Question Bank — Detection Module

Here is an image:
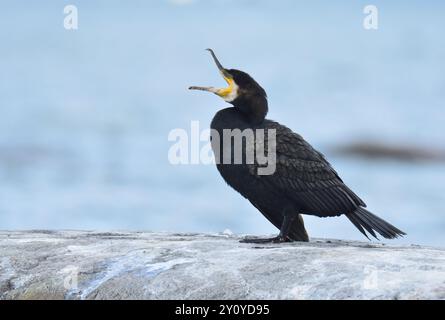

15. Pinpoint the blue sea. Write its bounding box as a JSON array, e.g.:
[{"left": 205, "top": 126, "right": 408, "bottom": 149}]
[{"left": 0, "top": 1, "right": 444, "bottom": 246}]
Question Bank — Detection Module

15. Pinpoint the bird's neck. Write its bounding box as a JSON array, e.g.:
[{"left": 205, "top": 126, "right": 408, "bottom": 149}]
[{"left": 234, "top": 96, "right": 268, "bottom": 125}]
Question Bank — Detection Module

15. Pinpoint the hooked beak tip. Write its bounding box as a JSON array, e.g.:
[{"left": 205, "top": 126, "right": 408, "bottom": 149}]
[{"left": 206, "top": 48, "right": 225, "bottom": 72}]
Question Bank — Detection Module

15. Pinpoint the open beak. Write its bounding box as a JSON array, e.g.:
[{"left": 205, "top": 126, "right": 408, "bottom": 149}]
[{"left": 189, "top": 49, "right": 235, "bottom": 98}]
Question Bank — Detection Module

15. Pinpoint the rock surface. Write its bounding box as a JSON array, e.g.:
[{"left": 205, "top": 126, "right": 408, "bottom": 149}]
[{"left": 0, "top": 231, "right": 444, "bottom": 300}]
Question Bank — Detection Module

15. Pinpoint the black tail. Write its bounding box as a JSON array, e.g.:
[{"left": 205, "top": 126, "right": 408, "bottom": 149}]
[{"left": 346, "top": 207, "right": 406, "bottom": 240}]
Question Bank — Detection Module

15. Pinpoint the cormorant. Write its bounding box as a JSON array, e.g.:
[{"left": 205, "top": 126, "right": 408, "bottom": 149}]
[{"left": 189, "top": 49, "right": 406, "bottom": 243}]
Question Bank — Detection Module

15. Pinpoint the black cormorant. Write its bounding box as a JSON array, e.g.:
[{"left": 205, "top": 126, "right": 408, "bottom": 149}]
[{"left": 189, "top": 49, "right": 406, "bottom": 243}]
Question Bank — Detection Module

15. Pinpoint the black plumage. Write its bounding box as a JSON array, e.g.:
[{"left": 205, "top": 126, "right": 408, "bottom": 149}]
[{"left": 190, "top": 49, "right": 406, "bottom": 243}]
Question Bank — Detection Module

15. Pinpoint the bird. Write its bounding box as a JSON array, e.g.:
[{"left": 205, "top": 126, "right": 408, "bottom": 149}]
[{"left": 189, "top": 49, "right": 406, "bottom": 243}]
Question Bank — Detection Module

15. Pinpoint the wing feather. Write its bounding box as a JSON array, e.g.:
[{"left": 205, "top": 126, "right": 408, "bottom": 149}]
[{"left": 251, "top": 120, "right": 366, "bottom": 217}]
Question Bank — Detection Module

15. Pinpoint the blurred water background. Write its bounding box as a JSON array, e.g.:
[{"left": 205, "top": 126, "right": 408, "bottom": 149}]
[{"left": 0, "top": 1, "right": 444, "bottom": 246}]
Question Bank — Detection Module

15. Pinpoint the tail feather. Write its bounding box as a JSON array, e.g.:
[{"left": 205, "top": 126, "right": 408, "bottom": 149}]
[{"left": 346, "top": 207, "right": 406, "bottom": 240}]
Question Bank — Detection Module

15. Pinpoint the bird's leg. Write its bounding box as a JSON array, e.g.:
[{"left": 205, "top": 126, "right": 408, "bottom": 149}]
[
  {"left": 278, "top": 213, "right": 297, "bottom": 240},
  {"left": 240, "top": 208, "right": 297, "bottom": 244}
]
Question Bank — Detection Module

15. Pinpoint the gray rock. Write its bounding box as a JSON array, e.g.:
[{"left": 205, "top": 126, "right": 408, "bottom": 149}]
[
  {"left": 332, "top": 141, "right": 445, "bottom": 163},
  {"left": 0, "top": 231, "right": 444, "bottom": 300}
]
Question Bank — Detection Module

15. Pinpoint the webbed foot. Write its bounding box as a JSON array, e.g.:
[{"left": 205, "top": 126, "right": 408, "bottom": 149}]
[{"left": 239, "top": 236, "right": 291, "bottom": 244}]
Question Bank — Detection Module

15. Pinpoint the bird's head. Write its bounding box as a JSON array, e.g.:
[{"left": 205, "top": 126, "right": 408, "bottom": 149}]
[{"left": 189, "top": 49, "right": 268, "bottom": 123}]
